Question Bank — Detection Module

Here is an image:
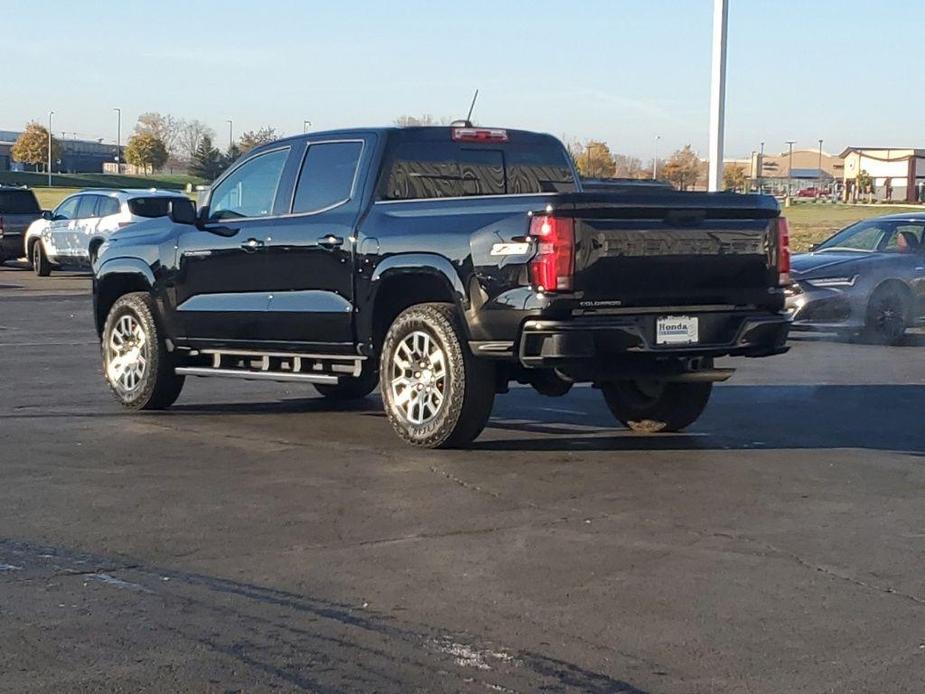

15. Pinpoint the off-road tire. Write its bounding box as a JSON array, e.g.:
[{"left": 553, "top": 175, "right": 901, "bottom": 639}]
[
  {"left": 380, "top": 302, "right": 495, "bottom": 448},
  {"left": 32, "top": 240, "right": 51, "bottom": 277},
  {"left": 601, "top": 380, "right": 713, "bottom": 433},
  {"left": 314, "top": 365, "right": 379, "bottom": 400},
  {"left": 102, "top": 292, "right": 184, "bottom": 410}
]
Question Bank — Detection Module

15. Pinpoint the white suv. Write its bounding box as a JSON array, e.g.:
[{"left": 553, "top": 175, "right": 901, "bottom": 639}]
[{"left": 25, "top": 188, "right": 188, "bottom": 276}]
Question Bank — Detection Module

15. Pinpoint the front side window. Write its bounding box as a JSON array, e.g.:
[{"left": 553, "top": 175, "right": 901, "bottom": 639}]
[
  {"left": 883, "top": 224, "right": 924, "bottom": 253},
  {"left": 53, "top": 196, "right": 80, "bottom": 220},
  {"left": 209, "top": 148, "right": 289, "bottom": 220},
  {"left": 292, "top": 141, "right": 363, "bottom": 214},
  {"left": 817, "top": 221, "right": 885, "bottom": 252}
]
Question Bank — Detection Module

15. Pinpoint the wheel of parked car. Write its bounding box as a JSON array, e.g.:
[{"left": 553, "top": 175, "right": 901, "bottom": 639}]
[
  {"left": 601, "top": 380, "right": 713, "bottom": 433},
  {"left": 102, "top": 292, "right": 185, "bottom": 410},
  {"left": 380, "top": 303, "right": 495, "bottom": 448},
  {"left": 314, "top": 365, "right": 379, "bottom": 400},
  {"left": 865, "top": 284, "right": 909, "bottom": 345},
  {"left": 32, "top": 240, "right": 51, "bottom": 277}
]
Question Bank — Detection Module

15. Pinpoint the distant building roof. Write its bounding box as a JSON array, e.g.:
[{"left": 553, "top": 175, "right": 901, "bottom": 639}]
[
  {"left": 790, "top": 168, "right": 832, "bottom": 179},
  {"left": 839, "top": 147, "right": 925, "bottom": 158}
]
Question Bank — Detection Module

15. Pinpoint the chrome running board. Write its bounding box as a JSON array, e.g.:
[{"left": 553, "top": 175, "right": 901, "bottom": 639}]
[{"left": 175, "top": 367, "right": 338, "bottom": 384}]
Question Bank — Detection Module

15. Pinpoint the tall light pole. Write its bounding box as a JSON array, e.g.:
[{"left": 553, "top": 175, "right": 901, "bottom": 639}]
[
  {"left": 226, "top": 119, "right": 233, "bottom": 150},
  {"left": 786, "top": 140, "right": 796, "bottom": 198},
  {"left": 47, "top": 111, "right": 54, "bottom": 186},
  {"left": 707, "top": 0, "right": 729, "bottom": 192},
  {"left": 759, "top": 141, "right": 765, "bottom": 193},
  {"left": 303, "top": 120, "right": 312, "bottom": 133},
  {"left": 113, "top": 107, "right": 121, "bottom": 172},
  {"left": 653, "top": 135, "right": 661, "bottom": 179},
  {"left": 817, "top": 138, "right": 824, "bottom": 192}
]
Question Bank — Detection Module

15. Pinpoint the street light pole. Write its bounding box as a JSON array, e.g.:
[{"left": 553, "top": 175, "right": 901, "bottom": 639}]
[
  {"left": 653, "top": 135, "right": 661, "bottom": 179},
  {"left": 226, "top": 119, "right": 233, "bottom": 150},
  {"left": 707, "top": 0, "right": 729, "bottom": 192},
  {"left": 47, "top": 111, "right": 54, "bottom": 186},
  {"left": 786, "top": 140, "right": 796, "bottom": 198},
  {"left": 303, "top": 120, "right": 311, "bottom": 134},
  {"left": 759, "top": 141, "right": 765, "bottom": 193},
  {"left": 818, "top": 138, "right": 824, "bottom": 192},
  {"left": 113, "top": 107, "right": 121, "bottom": 173}
]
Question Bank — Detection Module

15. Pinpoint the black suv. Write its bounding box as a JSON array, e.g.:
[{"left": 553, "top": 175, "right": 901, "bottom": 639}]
[{"left": 0, "top": 186, "right": 42, "bottom": 264}]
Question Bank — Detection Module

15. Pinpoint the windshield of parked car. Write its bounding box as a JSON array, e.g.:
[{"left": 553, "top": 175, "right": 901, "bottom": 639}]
[
  {"left": 0, "top": 190, "right": 40, "bottom": 214},
  {"left": 816, "top": 219, "right": 925, "bottom": 253}
]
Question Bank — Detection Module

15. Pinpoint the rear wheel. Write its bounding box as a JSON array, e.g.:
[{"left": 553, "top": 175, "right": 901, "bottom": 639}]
[
  {"left": 865, "top": 285, "right": 909, "bottom": 345},
  {"left": 601, "top": 380, "right": 713, "bottom": 433},
  {"left": 314, "top": 365, "right": 379, "bottom": 401},
  {"left": 102, "top": 292, "right": 184, "bottom": 410},
  {"left": 380, "top": 303, "right": 495, "bottom": 448},
  {"left": 32, "top": 240, "right": 51, "bottom": 277}
]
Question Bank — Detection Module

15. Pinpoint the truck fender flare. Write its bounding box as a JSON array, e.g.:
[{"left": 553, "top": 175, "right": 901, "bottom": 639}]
[
  {"left": 95, "top": 257, "right": 156, "bottom": 288},
  {"left": 369, "top": 253, "right": 468, "bottom": 310}
]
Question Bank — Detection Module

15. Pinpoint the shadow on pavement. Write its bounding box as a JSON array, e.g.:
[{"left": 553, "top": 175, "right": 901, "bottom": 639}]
[{"left": 475, "top": 384, "right": 925, "bottom": 455}]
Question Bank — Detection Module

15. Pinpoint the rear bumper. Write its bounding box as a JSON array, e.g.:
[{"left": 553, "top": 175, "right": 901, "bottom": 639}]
[{"left": 517, "top": 311, "right": 790, "bottom": 367}]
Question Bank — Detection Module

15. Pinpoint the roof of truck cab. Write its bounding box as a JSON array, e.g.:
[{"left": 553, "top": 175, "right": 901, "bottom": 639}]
[{"left": 262, "top": 126, "right": 560, "bottom": 148}]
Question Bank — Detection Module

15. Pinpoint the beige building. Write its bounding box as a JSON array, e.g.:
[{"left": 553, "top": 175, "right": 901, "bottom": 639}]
[{"left": 840, "top": 147, "right": 925, "bottom": 202}]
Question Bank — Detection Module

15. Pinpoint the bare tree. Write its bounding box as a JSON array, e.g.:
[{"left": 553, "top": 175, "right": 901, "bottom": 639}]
[
  {"left": 612, "top": 154, "right": 645, "bottom": 179},
  {"left": 177, "top": 119, "right": 215, "bottom": 163},
  {"left": 393, "top": 114, "right": 454, "bottom": 127}
]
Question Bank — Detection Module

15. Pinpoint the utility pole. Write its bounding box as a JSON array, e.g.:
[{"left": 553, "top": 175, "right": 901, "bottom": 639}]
[
  {"left": 47, "top": 111, "right": 54, "bottom": 186},
  {"left": 226, "top": 119, "right": 233, "bottom": 150},
  {"left": 113, "top": 107, "right": 121, "bottom": 172},
  {"left": 303, "top": 120, "right": 312, "bottom": 133},
  {"left": 707, "top": 0, "right": 729, "bottom": 192},
  {"left": 786, "top": 140, "right": 796, "bottom": 198},
  {"left": 653, "top": 135, "right": 661, "bottom": 179}
]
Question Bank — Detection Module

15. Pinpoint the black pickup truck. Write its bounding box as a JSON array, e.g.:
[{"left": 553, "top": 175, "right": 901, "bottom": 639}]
[{"left": 93, "top": 125, "right": 790, "bottom": 447}]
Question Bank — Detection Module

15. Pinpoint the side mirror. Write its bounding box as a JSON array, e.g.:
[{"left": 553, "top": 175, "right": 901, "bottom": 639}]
[
  {"left": 41, "top": 210, "right": 53, "bottom": 221},
  {"left": 809, "top": 243, "right": 819, "bottom": 252},
  {"left": 168, "top": 198, "right": 197, "bottom": 225},
  {"left": 196, "top": 205, "right": 210, "bottom": 225}
]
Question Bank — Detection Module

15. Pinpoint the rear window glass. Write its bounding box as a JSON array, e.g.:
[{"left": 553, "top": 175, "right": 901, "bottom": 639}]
[
  {"left": 129, "top": 197, "right": 180, "bottom": 218},
  {"left": 379, "top": 141, "right": 575, "bottom": 200},
  {"left": 0, "top": 190, "right": 40, "bottom": 214},
  {"left": 292, "top": 141, "right": 363, "bottom": 214}
]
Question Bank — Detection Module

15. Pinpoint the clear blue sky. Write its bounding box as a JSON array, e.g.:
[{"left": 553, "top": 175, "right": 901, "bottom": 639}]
[{"left": 6, "top": 0, "right": 923, "bottom": 160}]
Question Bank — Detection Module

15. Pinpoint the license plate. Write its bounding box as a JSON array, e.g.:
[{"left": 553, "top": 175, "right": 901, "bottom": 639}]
[{"left": 656, "top": 316, "right": 699, "bottom": 345}]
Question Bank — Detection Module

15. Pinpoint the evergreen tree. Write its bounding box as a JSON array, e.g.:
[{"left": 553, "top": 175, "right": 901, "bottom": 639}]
[{"left": 189, "top": 135, "right": 224, "bottom": 181}]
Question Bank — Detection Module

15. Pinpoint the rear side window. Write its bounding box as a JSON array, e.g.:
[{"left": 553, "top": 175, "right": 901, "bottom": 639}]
[
  {"left": 0, "top": 190, "right": 40, "bottom": 214},
  {"left": 98, "top": 196, "right": 121, "bottom": 217},
  {"left": 292, "top": 141, "right": 363, "bottom": 214},
  {"left": 379, "top": 141, "right": 575, "bottom": 200},
  {"left": 75, "top": 195, "right": 100, "bottom": 219},
  {"left": 129, "top": 197, "right": 180, "bottom": 219}
]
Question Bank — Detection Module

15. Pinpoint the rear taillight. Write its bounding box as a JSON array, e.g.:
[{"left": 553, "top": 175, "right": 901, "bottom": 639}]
[
  {"left": 451, "top": 127, "right": 509, "bottom": 143},
  {"left": 529, "top": 214, "right": 574, "bottom": 292},
  {"left": 777, "top": 217, "right": 791, "bottom": 286}
]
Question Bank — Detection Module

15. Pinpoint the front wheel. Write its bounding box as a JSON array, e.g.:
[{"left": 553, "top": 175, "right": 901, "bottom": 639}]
[
  {"left": 865, "top": 286, "right": 909, "bottom": 345},
  {"left": 380, "top": 303, "right": 495, "bottom": 448},
  {"left": 102, "top": 292, "right": 184, "bottom": 410},
  {"left": 32, "top": 240, "right": 51, "bottom": 277},
  {"left": 601, "top": 380, "right": 713, "bottom": 433}
]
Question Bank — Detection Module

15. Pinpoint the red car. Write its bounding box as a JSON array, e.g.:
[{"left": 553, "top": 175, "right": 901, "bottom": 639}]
[{"left": 797, "top": 187, "right": 826, "bottom": 198}]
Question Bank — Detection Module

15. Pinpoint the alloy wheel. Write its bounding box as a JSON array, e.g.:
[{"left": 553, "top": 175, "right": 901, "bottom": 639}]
[{"left": 389, "top": 330, "right": 447, "bottom": 425}]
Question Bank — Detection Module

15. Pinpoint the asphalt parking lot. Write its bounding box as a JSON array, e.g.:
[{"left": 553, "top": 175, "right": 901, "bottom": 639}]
[{"left": 1, "top": 263, "right": 924, "bottom": 693}]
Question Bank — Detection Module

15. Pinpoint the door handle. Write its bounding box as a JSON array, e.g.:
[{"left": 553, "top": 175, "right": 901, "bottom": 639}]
[
  {"left": 241, "top": 238, "right": 265, "bottom": 252},
  {"left": 318, "top": 234, "right": 344, "bottom": 250}
]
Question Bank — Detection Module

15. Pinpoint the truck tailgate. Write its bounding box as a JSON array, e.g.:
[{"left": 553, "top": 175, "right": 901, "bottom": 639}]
[{"left": 561, "top": 192, "right": 781, "bottom": 309}]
